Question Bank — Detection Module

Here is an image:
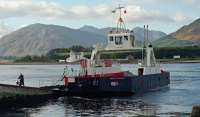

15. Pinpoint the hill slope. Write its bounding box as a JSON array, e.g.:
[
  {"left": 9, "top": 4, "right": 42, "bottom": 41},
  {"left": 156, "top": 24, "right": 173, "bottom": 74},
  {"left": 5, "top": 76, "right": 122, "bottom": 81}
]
[
  {"left": 0, "top": 24, "right": 106, "bottom": 56},
  {"left": 0, "top": 24, "right": 167, "bottom": 57},
  {"left": 175, "top": 18, "right": 200, "bottom": 41},
  {"left": 133, "top": 27, "right": 167, "bottom": 41},
  {"left": 79, "top": 26, "right": 167, "bottom": 41},
  {"left": 153, "top": 35, "right": 199, "bottom": 47},
  {"left": 154, "top": 18, "right": 200, "bottom": 47}
]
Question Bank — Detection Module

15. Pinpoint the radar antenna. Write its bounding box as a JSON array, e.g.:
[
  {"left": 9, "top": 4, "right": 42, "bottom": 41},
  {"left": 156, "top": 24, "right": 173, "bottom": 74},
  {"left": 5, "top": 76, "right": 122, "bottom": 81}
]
[{"left": 112, "top": 4, "right": 127, "bottom": 32}]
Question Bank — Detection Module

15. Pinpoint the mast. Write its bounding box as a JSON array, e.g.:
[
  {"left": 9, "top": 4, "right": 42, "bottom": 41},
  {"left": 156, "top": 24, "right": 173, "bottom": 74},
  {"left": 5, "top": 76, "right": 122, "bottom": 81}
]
[
  {"left": 144, "top": 25, "right": 146, "bottom": 48},
  {"left": 142, "top": 25, "right": 146, "bottom": 65},
  {"left": 146, "top": 25, "right": 151, "bottom": 67},
  {"left": 144, "top": 25, "right": 149, "bottom": 48},
  {"left": 147, "top": 25, "right": 149, "bottom": 44},
  {"left": 112, "top": 4, "right": 127, "bottom": 32}
]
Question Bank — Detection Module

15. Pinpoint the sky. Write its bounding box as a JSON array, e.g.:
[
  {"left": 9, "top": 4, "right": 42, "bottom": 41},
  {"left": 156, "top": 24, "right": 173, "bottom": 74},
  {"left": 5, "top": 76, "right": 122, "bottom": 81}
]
[{"left": 0, "top": 0, "right": 199, "bottom": 37}]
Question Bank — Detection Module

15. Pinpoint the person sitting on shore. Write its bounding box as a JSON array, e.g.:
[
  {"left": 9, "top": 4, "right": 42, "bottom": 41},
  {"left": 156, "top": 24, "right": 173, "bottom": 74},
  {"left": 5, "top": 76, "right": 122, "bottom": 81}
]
[{"left": 17, "top": 73, "right": 24, "bottom": 87}]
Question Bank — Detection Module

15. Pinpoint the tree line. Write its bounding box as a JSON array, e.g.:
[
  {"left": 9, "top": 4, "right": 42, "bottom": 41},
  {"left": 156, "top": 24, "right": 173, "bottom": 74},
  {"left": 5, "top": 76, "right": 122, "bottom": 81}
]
[{"left": 15, "top": 45, "right": 200, "bottom": 62}]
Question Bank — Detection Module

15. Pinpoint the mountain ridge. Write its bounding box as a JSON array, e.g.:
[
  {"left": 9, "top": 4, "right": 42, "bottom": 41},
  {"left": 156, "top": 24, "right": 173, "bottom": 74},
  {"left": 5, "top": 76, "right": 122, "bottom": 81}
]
[
  {"left": 79, "top": 25, "right": 167, "bottom": 41},
  {"left": 174, "top": 18, "right": 200, "bottom": 41},
  {"left": 154, "top": 18, "right": 200, "bottom": 47},
  {"left": 0, "top": 23, "right": 106, "bottom": 56},
  {"left": 0, "top": 23, "right": 170, "bottom": 57}
]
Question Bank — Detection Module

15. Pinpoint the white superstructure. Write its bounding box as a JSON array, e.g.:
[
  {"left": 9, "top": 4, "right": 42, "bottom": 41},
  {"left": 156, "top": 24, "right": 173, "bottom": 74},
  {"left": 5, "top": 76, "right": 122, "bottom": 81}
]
[
  {"left": 66, "top": 50, "right": 85, "bottom": 63},
  {"left": 105, "top": 30, "right": 135, "bottom": 50}
]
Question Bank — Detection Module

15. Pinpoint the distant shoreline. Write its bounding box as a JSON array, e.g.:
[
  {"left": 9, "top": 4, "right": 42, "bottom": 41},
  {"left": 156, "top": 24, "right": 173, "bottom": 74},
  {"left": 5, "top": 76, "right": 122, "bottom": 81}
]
[
  {"left": 0, "top": 62, "right": 67, "bottom": 65},
  {"left": 159, "top": 60, "right": 200, "bottom": 64},
  {"left": 0, "top": 59, "right": 200, "bottom": 65}
]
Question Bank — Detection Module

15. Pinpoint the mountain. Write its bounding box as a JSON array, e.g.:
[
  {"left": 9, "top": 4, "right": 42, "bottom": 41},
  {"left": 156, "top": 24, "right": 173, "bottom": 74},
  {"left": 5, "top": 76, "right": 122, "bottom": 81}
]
[
  {"left": 153, "top": 35, "right": 199, "bottom": 47},
  {"left": 79, "top": 25, "right": 100, "bottom": 34},
  {"left": 0, "top": 24, "right": 167, "bottom": 57},
  {"left": 0, "top": 23, "right": 106, "bottom": 57},
  {"left": 175, "top": 18, "right": 200, "bottom": 41},
  {"left": 79, "top": 25, "right": 111, "bottom": 36},
  {"left": 3, "top": 19, "right": 200, "bottom": 57},
  {"left": 133, "top": 27, "right": 167, "bottom": 41},
  {"left": 153, "top": 18, "right": 200, "bottom": 47},
  {"left": 79, "top": 26, "right": 167, "bottom": 41},
  {"left": 154, "top": 18, "right": 200, "bottom": 47}
]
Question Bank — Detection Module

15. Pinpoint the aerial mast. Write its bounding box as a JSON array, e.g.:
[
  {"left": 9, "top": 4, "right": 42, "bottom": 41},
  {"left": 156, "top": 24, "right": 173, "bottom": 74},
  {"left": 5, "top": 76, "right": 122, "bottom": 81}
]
[{"left": 112, "top": 4, "right": 127, "bottom": 32}]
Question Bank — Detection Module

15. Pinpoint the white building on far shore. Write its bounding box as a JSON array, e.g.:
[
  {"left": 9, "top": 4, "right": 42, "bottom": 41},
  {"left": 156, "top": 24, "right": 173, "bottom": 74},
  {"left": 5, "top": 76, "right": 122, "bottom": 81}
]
[{"left": 66, "top": 50, "right": 86, "bottom": 63}]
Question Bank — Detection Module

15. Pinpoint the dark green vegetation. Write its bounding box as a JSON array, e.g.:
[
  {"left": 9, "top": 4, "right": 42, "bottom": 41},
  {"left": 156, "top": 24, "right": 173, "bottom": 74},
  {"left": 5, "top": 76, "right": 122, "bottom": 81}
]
[
  {"left": 100, "top": 46, "right": 200, "bottom": 60},
  {"left": 15, "top": 46, "right": 200, "bottom": 63},
  {"left": 154, "top": 46, "right": 200, "bottom": 59},
  {"left": 15, "top": 45, "right": 92, "bottom": 62}
]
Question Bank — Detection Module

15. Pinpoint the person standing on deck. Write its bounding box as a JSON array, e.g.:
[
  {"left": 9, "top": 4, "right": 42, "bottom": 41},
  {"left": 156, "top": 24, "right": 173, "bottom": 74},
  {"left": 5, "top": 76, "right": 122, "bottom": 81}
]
[{"left": 17, "top": 73, "right": 24, "bottom": 87}]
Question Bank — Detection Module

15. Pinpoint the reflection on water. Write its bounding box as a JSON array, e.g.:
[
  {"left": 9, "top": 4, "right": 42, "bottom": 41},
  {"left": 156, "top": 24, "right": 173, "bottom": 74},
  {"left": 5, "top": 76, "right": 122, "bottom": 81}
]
[
  {"left": 63, "top": 97, "right": 157, "bottom": 116},
  {"left": 0, "top": 63, "right": 199, "bottom": 116}
]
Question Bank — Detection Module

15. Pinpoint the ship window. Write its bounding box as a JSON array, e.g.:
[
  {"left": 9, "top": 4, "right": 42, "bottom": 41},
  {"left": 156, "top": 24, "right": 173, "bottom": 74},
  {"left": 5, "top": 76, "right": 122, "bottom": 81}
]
[
  {"left": 109, "top": 36, "right": 113, "bottom": 41},
  {"left": 124, "top": 36, "right": 128, "bottom": 41},
  {"left": 115, "top": 36, "right": 122, "bottom": 45}
]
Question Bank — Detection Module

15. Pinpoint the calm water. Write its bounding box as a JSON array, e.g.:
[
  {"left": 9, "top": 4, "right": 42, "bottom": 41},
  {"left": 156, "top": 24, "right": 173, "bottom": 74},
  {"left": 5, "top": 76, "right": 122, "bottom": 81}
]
[{"left": 0, "top": 63, "right": 200, "bottom": 117}]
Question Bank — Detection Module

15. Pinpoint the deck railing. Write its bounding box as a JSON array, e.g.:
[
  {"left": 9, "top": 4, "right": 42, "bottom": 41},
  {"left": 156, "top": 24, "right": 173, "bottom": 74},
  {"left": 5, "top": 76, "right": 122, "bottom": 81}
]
[{"left": 64, "top": 60, "right": 121, "bottom": 78}]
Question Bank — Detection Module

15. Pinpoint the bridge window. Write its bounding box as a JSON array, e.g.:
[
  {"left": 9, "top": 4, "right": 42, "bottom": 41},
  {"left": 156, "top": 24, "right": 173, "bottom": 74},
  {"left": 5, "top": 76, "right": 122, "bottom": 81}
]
[
  {"left": 115, "top": 36, "right": 122, "bottom": 45},
  {"left": 109, "top": 36, "right": 113, "bottom": 41},
  {"left": 124, "top": 36, "right": 128, "bottom": 41}
]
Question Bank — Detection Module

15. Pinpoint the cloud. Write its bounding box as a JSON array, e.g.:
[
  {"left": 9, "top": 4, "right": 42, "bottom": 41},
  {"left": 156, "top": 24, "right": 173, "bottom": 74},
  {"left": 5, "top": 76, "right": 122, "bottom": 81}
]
[
  {"left": 173, "top": 13, "right": 195, "bottom": 26},
  {"left": 0, "top": 0, "right": 174, "bottom": 23},
  {"left": 0, "top": 0, "right": 195, "bottom": 33},
  {"left": 15, "top": 24, "right": 29, "bottom": 30},
  {"left": 124, "top": 5, "right": 173, "bottom": 23},
  {"left": 0, "top": 21, "right": 13, "bottom": 37},
  {"left": 137, "top": 0, "right": 200, "bottom": 4},
  {"left": 114, "top": 0, "right": 196, "bottom": 24},
  {"left": 174, "top": 13, "right": 188, "bottom": 23},
  {"left": 0, "top": 0, "right": 65, "bottom": 19},
  {"left": 0, "top": 0, "right": 111, "bottom": 20}
]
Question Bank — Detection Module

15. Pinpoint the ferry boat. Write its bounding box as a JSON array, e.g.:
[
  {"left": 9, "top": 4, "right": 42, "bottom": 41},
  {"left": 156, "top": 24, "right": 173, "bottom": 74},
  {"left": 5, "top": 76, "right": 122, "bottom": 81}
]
[{"left": 62, "top": 5, "right": 170, "bottom": 96}]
